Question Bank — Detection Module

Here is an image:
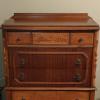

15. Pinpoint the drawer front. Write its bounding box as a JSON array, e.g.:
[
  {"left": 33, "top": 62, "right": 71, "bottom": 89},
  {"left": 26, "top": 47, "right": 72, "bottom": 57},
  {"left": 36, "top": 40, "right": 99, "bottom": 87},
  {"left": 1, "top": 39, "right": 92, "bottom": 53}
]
[
  {"left": 12, "top": 91, "right": 89, "bottom": 100},
  {"left": 8, "top": 47, "right": 92, "bottom": 87},
  {"left": 7, "top": 32, "right": 32, "bottom": 45},
  {"left": 32, "top": 32, "right": 69, "bottom": 44},
  {"left": 71, "top": 33, "right": 93, "bottom": 45}
]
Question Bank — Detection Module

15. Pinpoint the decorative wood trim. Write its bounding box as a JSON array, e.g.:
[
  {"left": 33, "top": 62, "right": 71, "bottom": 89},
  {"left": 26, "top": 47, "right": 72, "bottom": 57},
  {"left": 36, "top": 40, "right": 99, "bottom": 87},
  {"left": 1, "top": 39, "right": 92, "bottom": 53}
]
[
  {"left": 91, "top": 31, "right": 99, "bottom": 87},
  {"left": 7, "top": 44, "right": 94, "bottom": 48},
  {"left": 13, "top": 13, "right": 88, "bottom": 17},
  {"left": 17, "top": 51, "right": 90, "bottom": 56},
  {"left": 3, "top": 31, "right": 10, "bottom": 86},
  {"left": 2, "top": 13, "right": 99, "bottom": 30},
  {"left": 4, "top": 48, "right": 10, "bottom": 84},
  {"left": 3, "top": 26, "right": 99, "bottom": 31},
  {"left": 12, "top": 13, "right": 89, "bottom": 22},
  {"left": 13, "top": 51, "right": 89, "bottom": 85},
  {"left": 5, "top": 87, "right": 96, "bottom": 91}
]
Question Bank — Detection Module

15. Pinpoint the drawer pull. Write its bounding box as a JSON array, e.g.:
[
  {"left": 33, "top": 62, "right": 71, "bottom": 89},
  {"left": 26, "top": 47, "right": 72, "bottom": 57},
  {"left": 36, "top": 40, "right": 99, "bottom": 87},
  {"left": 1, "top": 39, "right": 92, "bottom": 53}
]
[
  {"left": 18, "top": 73, "right": 25, "bottom": 81},
  {"left": 21, "top": 97, "right": 26, "bottom": 100},
  {"left": 73, "top": 74, "right": 81, "bottom": 82},
  {"left": 19, "top": 59, "right": 25, "bottom": 67},
  {"left": 75, "top": 59, "right": 81, "bottom": 65},
  {"left": 16, "top": 38, "right": 21, "bottom": 42},
  {"left": 78, "top": 38, "right": 83, "bottom": 43}
]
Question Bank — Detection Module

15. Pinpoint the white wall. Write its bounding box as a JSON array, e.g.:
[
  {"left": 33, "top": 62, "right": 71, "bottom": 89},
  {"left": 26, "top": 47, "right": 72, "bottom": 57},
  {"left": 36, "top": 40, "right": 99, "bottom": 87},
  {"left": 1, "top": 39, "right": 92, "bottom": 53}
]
[{"left": 0, "top": 0, "right": 100, "bottom": 99}]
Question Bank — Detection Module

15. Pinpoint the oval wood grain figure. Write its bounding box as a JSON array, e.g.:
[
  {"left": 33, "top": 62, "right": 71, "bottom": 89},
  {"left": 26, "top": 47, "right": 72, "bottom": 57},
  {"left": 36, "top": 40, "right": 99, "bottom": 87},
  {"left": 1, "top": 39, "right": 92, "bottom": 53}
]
[{"left": 32, "top": 32, "right": 69, "bottom": 44}]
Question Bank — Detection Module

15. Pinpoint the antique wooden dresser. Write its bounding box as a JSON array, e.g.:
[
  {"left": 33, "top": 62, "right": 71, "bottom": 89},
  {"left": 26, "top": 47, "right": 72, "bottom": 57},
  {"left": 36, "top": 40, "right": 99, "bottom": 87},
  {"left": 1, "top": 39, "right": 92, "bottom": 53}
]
[{"left": 2, "top": 13, "right": 99, "bottom": 100}]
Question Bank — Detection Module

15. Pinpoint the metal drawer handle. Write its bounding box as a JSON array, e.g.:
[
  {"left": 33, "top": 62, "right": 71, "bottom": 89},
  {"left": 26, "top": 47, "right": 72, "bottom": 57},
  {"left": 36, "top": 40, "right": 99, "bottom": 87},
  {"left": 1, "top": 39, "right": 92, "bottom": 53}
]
[
  {"left": 19, "top": 58, "right": 25, "bottom": 67},
  {"left": 75, "top": 58, "right": 81, "bottom": 65},
  {"left": 73, "top": 74, "right": 81, "bottom": 82},
  {"left": 18, "top": 73, "right": 25, "bottom": 81}
]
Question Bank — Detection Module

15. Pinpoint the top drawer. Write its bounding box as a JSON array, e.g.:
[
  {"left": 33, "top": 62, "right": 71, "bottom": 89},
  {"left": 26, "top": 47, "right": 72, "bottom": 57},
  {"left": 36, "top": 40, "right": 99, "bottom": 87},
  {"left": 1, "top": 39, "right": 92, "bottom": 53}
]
[
  {"left": 32, "top": 32, "right": 69, "bottom": 45},
  {"left": 7, "top": 32, "right": 32, "bottom": 45},
  {"left": 71, "top": 32, "right": 94, "bottom": 45},
  {"left": 7, "top": 32, "right": 94, "bottom": 46}
]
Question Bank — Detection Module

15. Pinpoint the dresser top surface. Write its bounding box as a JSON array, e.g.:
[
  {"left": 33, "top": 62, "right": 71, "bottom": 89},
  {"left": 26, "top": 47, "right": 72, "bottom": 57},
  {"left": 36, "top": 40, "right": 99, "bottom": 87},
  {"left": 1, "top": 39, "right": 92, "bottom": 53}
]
[{"left": 2, "top": 13, "right": 99, "bottom": 30}]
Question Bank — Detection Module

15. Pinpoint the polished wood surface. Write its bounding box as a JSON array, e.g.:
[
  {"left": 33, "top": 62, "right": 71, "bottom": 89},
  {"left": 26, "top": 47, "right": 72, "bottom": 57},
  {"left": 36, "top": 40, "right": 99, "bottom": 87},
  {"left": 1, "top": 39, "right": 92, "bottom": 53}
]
[
  {"left": 7, "top": 32, "right": 32, "bottom": 45},
  {"left": 32, "top": 32, "right": 69, "bottom": 44},
  {"left": 71, "top": 32, "right": 93, "bottom": 45},
  {"left": 12, "top": 13, "right": 89, "bottom": 22},
  {"left": 6, "top": 31, "right": 94, "bottom": 46},
  {"left": 5, "top": 87, "right": 96, "bottom": 91},
  {"left": 8, "top": 47, "right": 92, "bottom": 87},
  {"left": 12, "top": 91, "right": 89, "bottom": 100},
  {"left": 2, "top": 13, "right": 99, "bottom": 100},
  {"left": 2, "top": 13, "right": 99, "bottom": 30}
]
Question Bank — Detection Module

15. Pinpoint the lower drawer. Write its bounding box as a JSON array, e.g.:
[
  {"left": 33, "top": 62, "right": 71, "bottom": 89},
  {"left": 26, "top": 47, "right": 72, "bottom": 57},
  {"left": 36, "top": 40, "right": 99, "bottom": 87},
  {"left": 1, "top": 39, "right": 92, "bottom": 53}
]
[{"left": 10, "top": 91, "right": 90, "bottom": 100}]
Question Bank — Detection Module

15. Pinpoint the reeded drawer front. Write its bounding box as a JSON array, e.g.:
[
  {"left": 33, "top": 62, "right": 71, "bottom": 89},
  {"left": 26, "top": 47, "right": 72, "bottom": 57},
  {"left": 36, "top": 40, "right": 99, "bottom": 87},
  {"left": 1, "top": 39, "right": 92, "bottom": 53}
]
[
  {"left": 32, "top": 32, "right": 69, "bottom": 44},
  {"left": 71, "top": 33, "right": 93, "bottom": 45},
  {"left": 8, "top": 47, "right": 92, "bottom": 87},
  {"left": 12, "top": 91, "right": 89, "bottom": 100},
  {"left": 7, "top": 32, "right": 32, "bottom": 45},
  {"left": 15, "top": 52, "right": 87, "bottom": 83}
]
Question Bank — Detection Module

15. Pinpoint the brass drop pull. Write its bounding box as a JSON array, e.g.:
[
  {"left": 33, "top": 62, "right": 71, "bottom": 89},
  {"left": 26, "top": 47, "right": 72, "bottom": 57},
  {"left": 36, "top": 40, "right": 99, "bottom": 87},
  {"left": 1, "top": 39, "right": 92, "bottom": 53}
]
[
  {"left": 78, "top": 38, "right": 83, "bottom": 43},
  {"left": 21, "top": 96, "right": 26, "bottom": 100},
  {"left": 73, "top": 74, "right": 81, "bottom": 82},
  {"left": 19, "top": 58, "right": 25, "bottom": 67},
  {"left": 18, "top": 73, "right": 25, "bottom": 81},
  {"left": 75, "top": 58, "right": 81, "bottom": 65}
]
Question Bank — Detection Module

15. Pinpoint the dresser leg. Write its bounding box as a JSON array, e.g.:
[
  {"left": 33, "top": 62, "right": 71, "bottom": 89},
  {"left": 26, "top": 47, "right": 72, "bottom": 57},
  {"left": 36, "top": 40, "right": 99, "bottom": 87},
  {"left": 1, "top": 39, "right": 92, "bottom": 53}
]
[{"left": 90, "top": 91, "right": 95, "bottom": 100}]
